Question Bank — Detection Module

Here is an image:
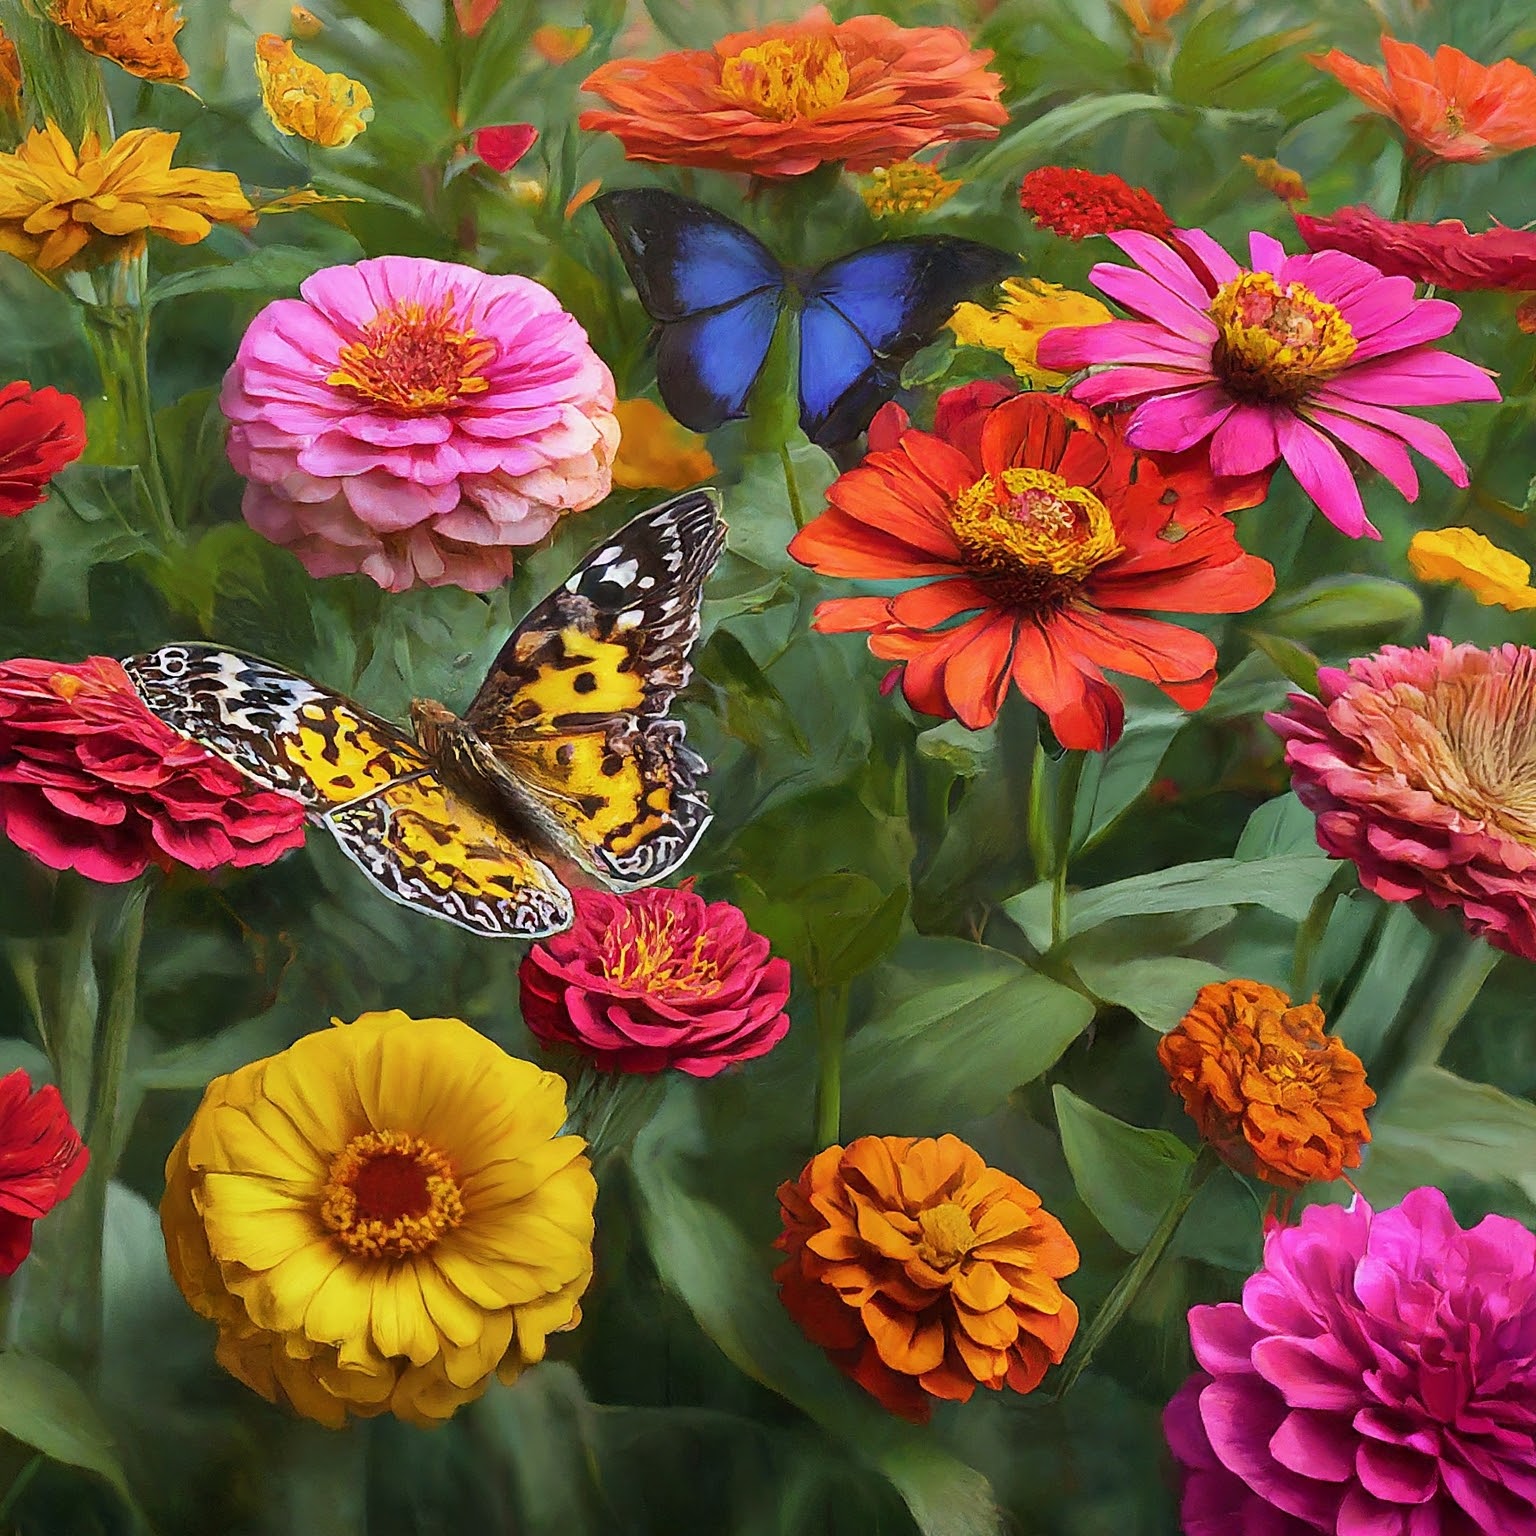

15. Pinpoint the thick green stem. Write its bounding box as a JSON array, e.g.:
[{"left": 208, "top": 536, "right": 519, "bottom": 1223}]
[
  {"left": 1393, "top": 155, "right": 1427, "bottom": 222},
  {"left": 813, "top": 984, "right": 849, "bottom": 1148},
  {"left": 1026, "top": 738, "right": 1050, "bottom": 885},
  {"left": 1053, "top": 1145, "right": 1218, "bottom": 1399}
]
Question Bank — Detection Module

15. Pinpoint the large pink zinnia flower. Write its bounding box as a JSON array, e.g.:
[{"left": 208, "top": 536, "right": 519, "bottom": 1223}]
[
  {"left": 222, "top": 256, "right": 619, "bottom": 593},
  {"left": 1267, "top": 638, "right": 1536, "bottom": 963},
  {"left": 1166, "top": 1188, "right": 1536, "bottom": 1536},
  {"left": 1035, "top": 229, "right": 1500, "bottom": 539}
]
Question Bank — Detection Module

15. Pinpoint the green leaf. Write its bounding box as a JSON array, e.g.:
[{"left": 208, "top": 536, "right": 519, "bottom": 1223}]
[
  {"left": 745, "top": 313, "right": 802, "bottom": 454},
  {"left": 1071, "top": 952, "right": 1227, "bottom": 1033},
  {"left": 146, "top": 245, "right": 331, "bottom": 307},
  {"left": 696, "top": 629, "right": 810, "bottom": 755},
  {"left": 1234, "top": 793, "right": 1321, "bottom": 861},
  {"left": 1168, "top": 14, "right": 1319, "bottom": 113},
  {"left": 734, "top": 872, "right": 906, "bottom": 988},
  {"left": 1261, "top": 575, "right": 1422, "bottom": 639},
  {"left": 960, "top": 95, "right": 1182, "bottom": 181},
  {"left": 1245, "top": 630, "right": 1322, "bottom": 696},
  {"left": 22, "top": 484, "right": 156, "bottom": 621},
  {"left": 1075, "top": 700, "right": 1184, "bottom": 849}
]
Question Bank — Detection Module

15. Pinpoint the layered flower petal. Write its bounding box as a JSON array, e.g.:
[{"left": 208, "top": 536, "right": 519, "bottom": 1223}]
[{"left": 0, "top": 380, "right": 85, "bottom": 516}]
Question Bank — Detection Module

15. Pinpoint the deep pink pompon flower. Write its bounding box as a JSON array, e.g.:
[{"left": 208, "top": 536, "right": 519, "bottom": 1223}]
[
  {"left": 1166, "top": 1188, "right": 1536, "bottom": 1535},
  {"left": 1035, "top": 229, "right": 1500, "bottom": 539},
  {"left": 222, "top": 255, "right": 619, "bottom": 593},
  {"left": 1268, "top": 637, "right": 1536, "bottom": 963}
]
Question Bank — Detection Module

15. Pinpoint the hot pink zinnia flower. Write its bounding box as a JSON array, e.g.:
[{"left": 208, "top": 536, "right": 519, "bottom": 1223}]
[
  {"left": 1035, "top": 229, "right": 1500, "bottom": 539},
  {"left": 222, "top": 255, "right": 619, "bottom": 593},
  {"left": 1166, "top": 1188, "right": 1536, "bottom": 1535},
  {"left": 1267, "top": 638, "right": 1536, "bottom": 963}
]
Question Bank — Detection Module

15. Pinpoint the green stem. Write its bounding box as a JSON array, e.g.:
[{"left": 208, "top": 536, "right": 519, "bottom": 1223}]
[
  {"left": 50, "top": 878, "right": 100, "bottom": 1126},
  {"left": 779, "top": 441, "right": 807, "bottom": 531},
  {"left": 813, "top": 984, "right": 849, "bottom": 1147},
  {"left": 1049, "top": 750, "right": 1086, "bottom": 952},
  {"left": 86, "top": 880, "right": 148, "bottom": 1157},
  {"left": 1026, "top": 738, "right": 1051, "bottom": 885},
  {"left": 1393, "top": 155, "right": 1427, "bottom": 222},
  {"left": 1053, "top": 1144, "right": 1219, "bottom": 1399},
  {"left": 1290, "top": 863, "right": 1352, "bottom": 998}
]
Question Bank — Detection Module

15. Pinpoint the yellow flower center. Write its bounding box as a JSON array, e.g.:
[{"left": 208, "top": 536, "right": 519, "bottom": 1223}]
[
  {"left": 917, "top": 1202, "right": 978, "bottom": 1270},
  {"left": 860, "top": 161, "right": 960, "bottom": 219},
  {"left": 320, "top": 1129, "right": 465, "bottom": 1258},
  {"left": 327, "top": 298, "right": 495, "bottom": 413},
  {"left": 949, "top": 468, "right": 1122, "bottom": 610},
  {"left": 718, "top": 35, "right": 850, "bottom": 122},
  {"left": 1209, "top": 271, "right": 1356, "bottom": 402},
  {"left": 606, "top": 908, "right": 722, "bottom": 999}
]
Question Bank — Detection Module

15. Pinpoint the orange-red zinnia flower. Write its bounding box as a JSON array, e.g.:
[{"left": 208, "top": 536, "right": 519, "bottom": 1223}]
[
  {"left": 1158, "top": 980, "right": 1375, "bottom": 1189},
  {"left": 1309, "top": 36, "right": 1536, "bottom": 164},
  {"left": 579, "top": 6, "right": 1007, "bottom": 179},
  {"left": 788, "top": 387, "right": 1275, "bottom": 751},
  {"left": 51, "top": 0, "right": 188, "bottom": 84},
  {"left": 774, "top": 1134, "right": 1079, "bottom": 1423}
]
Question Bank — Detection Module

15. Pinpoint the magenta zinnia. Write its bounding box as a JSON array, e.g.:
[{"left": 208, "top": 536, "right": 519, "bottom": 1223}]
[
  {"left": 1267, "top": 638, "right": 1536, "bottom": 963},
  {"left": 1036, "top": 229, "right": 1499, "bottom": 539}
]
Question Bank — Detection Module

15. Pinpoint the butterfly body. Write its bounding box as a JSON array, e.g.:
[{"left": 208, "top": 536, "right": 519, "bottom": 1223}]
[{"left": 123, "top": 491, "right": 726, "bottom": 938}]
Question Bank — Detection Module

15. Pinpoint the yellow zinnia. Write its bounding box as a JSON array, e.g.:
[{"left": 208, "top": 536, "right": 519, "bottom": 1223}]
[
  {"left": 0, "top": 122, "right": 253, "bottom": 273},
  {"left": 947, "top": 277, "right": 1112, "bottom": 387},
  {"left": 1407, "top": 527, "right": 1536, "bottom": 610},
  {"left": 611, "top": 398, "right": 716, "bottom": 491},
  {"left": 51, "top": 0, "right": 188, "bottom": 84},
  {"left": 160, "top": 1010, "right": 596, "bottom": 1428},
  {"left": 254, "top": 34, "right": 371, "bottom": 149},
  {"left": 859, "top": 160, "right": 961, "bottom": 219}
]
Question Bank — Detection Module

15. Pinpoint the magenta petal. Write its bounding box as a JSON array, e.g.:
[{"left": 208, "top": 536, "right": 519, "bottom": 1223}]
[
  {"left": 1324, "top": 349, "right": 1501, "bottom": 407},
  {"left": 1277, "top": 412, "right": 1378, "bottom": 538},
  {"left": 1090, "top": 265, "right": 1218, "bottom": 341},
  {"left": 1104, "top": 231, "right": 1217, "bottom": 309},
  {"left": 1208, "top": 401, "right": 1283, "bottom": 476},
  {"left": 1125, "top": 382, "right": 1235, "bottom": 452},
  {"left": 1303, "top": 403, "right": 1419, "bottom": 501},
  {"left": 1248, "top": 230, "right": 1288, "bottom": 275},
  {"left": 1349, "top": 298, "right": 1464, "bottom": 362},
  {"left": 1315, "top": 396, "right": 1470, "bottom": 486}
]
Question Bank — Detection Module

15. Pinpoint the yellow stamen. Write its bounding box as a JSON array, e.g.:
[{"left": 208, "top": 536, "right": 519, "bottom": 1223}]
[
  {"left": 1209, "top": 271, "right": 1355, "bottom": 402},
  {"left": 719, "top": 36, "right": 850, "bottom": 122},
  {"left": 606, "top": 909, "right": 722, "bottom": 998},
  {"left": 320, "top": 1129, "right": 464, "bottom": 1258},
  {"left": 860, "top": 161, "right": 961, "bottom": 219},
  {"left": 917, "top": 1202, "right": 978, "bottom": 1270},
  {"left": 328, "top": 299, "right": 495, "bottom": 413}
]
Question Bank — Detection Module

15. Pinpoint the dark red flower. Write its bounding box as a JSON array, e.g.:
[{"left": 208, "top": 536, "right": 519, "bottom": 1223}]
[
  {"left": 1018, "top": 166, "right": 1173, "bottom": 240},
  {"left": 0, "top": 656, "right": 308, "bottom": 883},
  {"left": 519, "top": 885, "right": 791, "bottom": 1077},
  {"left": 0, "top": 1070, "right": 87, "bottom": 1275},
  {"left": 0, "top": 381, "right": 86, "bottom": 518},
  {"left": 472, "top": 123, "right": 538, "bottom": 173},
  {"left": 1296, "top": 203, "right": 1536, "bottom": 290}
]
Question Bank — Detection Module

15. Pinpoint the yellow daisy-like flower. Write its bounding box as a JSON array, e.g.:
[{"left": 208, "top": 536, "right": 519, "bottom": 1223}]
[
  {"left": 51, "top": 0, "right": 188, "bottom": 84},
  {"left": 254, "top": 34, "right": 371, "bottom": 149},
  {"left": 947, "top": 277, "right": 1113, "bottom": 387},
  {"left": 0, "top": 122, "right": 254, "bottom": 273},
  {"left": 612, "top": 398, "right": 717, "bottom": 491},
  {"left": 1407, "top": 527, "right": 1536, "bottom": 610},
  {"left": 160, "top": 1010, "right": 596, "bottom": 1428},
  {"left": 859, "top": 160, "right": 961, "bottom": 220}
]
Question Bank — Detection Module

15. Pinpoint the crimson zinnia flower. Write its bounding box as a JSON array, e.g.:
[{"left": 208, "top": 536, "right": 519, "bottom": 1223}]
[
  {"left": 0, "top": 656, "right": 307, "bottom": 883},
  {"left": 0, "top": 1069, "right": 87, "bottom": 1274},
  {"left": 1017, "top": 166, "right": 1173, "bottom": 240},
  {"left": 788, "top": 389, "right": 1275, "bottom": 751},
  {"left": 519, "top": 886, "right": 791, "bottom": 1077},
  {"left": 1296, "top": 203, "right": 1536, "bottom": 291},
  {"left": 0, "top": 381, "right": 85, "bottom": 518}
]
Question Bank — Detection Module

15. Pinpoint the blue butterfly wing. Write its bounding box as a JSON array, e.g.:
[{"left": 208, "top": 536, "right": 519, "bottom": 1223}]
[
  {"left": 595, "top": 189, "right": 786, "bottom": 432},
  {"left": 799, "top": 239, "right": 1018, "bottom": 447}
]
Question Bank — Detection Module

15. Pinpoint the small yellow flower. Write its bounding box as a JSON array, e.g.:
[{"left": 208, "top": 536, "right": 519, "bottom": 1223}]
[
  {"left": 160, "top": 1010, "right": 596, "bottom": 1427},
  {"left": 1407, "top": 527, "right": 1536, "bottom": 610},
  {"left": 289, "top": 4, "right": 323, "bottom": 38},
  {"left": 0, "top": 26, "right": 20, "bottom": 126},
  {"left": 1241, "top": 154, "right": 1308, "bottom": 205},
  {"left": 51, "top": 0, "right": 188, "bottom": 83},
  {"left": 532, "top": 23, "right": 591, "bottom": 64},
  {"left": 947, "top": 277, "right": 1112, "bottom": 387},
  {"left": 506, "top": 176, "right": 544, "bottom": 208},
  {"left": 612, "top": 398, "right": 717, "bottom": 491},
  {"left": 859, "top": 160, "right": 961, "bottom": 219},
  {"left": 0, "top": 122, "right": 254, "bottom": 274},
  {"left": 1119, "top": 0, "right": 1189, "bottom": 39},
  {"left": 254, "top": 34, "right": 371, "bottom": 149}
]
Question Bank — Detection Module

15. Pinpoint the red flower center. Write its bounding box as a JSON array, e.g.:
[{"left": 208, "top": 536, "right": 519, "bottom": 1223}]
[
  {"left": 320, "top": 1129, "right": 464, "bottom": 1258},
  {"left": 1209, "top": 271, "right": 1356, "bottom": 402},
  {"left": 328, "top": 298, "right": 496, "bottom": 413},
  {"left": 604, "top": 908, "right": 723, "bottom": 999},
  {"left": 718, "top": 35, "right": 850, "bottom": 121}
]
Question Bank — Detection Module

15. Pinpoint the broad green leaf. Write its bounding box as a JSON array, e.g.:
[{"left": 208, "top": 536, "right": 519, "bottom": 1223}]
[
  {"left": 1234, "top": 793, "right": 1321, "bottom": 861},
  {"left": 1328, "top": 904, "right": 1434, "bottom": 1060},
  {"left": 0, "top": 1352, "right": 136, "bottom": 1510},
  {"left": 916, "top": 718, "right": 997, "bottom": 779},
  {"left": 725, "top": 438, "right": 837, "bottom": 575},
  {"left": 22, "top": 489, "right": 155, "bottom": 621},
  {"left": 1075, "top": 701, "right": 1184, "bottom": 849},
  {"left": 1071, "top": 953, "right": 1226, "bottom": 1033},
  {"left": 1261, "top": 575, "right": 1422, "bottom": 639},
  {"left": 696, "top": 629, "right": 810, "bottom": 755},
  {"left": 735, "top": 872, "right": 907, "bottom": 988},
  {"left": 1168, "top": 14, "right": 1319, "bottom": 113},
  {"left": 146, "top": 245, "right": 331, "bottom": 306},
  {"left": 1246, "top": 630, "right": 1321, "bottom": 696},
  {"left": 961, "top": 95, "right": 1180, "bottom": 181}
]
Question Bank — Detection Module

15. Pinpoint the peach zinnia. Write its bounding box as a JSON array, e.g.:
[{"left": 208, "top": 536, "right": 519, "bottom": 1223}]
[
  {"left": 774, "top": 1134, "right": 1078, "bottom": 1423},
  {"left": 579, "top": 6, "right": 1006, "bottom": 179}
]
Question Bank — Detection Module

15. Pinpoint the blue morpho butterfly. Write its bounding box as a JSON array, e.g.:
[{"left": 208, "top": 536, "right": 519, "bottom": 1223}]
[{"left": 593, "top": 187, "right": 1019, "bottom": 450}]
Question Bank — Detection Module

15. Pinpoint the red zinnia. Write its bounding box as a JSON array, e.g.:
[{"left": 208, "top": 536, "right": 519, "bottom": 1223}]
[
  {"left": 788, "top": 389, "right": 1275, "bottom": 751},
  {"left": 519, "top": 885, "right": 791, "bottom": 1077},
  {"left": 1018, "top": 166, "right": 1173, "bottom": 240},
  {"left": 1296, "top": 203, "right": 1536, "bottom": 291},
  {"left": 0, "top": 1069, "right": 87, "bottom": 1275},
  {"left": 0, "top": 656, "right": 308, "bottom": 883},
  {"left": 0, "top": 381, "right": 86, "bottom": 518}
]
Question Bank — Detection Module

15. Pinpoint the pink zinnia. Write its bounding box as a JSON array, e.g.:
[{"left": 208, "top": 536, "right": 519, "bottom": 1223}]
[
  {"left": 222, "top": 255, "right": 619, "bottom": 593},
  {"left": 1166, "top": 1188, "right": 1536, "bottom": 1535},
  {"left": 1035, "top": 229, "right": 1500, "bottom": 539},
  {"left": 1267, "top": 637, "right": 1536, "bottom": 963}
]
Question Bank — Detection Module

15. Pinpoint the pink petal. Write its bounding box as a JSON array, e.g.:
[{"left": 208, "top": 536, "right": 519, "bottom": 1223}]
[
  {"left": 1208, "top": 401, "right": 1283, "bottom": 477},
  {"left": 1315, "top": 396, "right": 1469, "bottom": 487},
  {"left": 1106, "top": 230, "right": 1220, "bottom": 309},
  {"left": 1068, "top": 362, "right": 1211, "bottom": 409},
  {"left": 1324, "top": 349, "right": 1500, "bottom": 407},
  {"left": 1302, "top": 403, "right": 1418, "bottom": 500},
  {"left": 1348, "top": 298, "right": 1464, "bottom": 362},
  {"left": 1090, "top": 266, "right": 1218, "bottom": 341},
  {"left": 1125, "top": 382, "right": 1236, "bottom": 452},
  {"left": 1247, "top": 230, "right": 1288, "bottom": 275},
  {"left": 1276, "top": 414, "right": 1379, "bottom": 539},
  {"left": 1172, "top": 228, "right": 1242, "bottom": 286}
]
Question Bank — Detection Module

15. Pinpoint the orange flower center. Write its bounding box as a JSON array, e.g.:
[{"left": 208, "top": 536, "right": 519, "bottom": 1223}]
[
  {"left": 320, "top": 1129, "right": 465, "bottom": 1258},
  {"left": 718, "top": 35, "right": 850, "bottom": 122},
  {"left": 949, "top": 468, "right": 1121, "bottom": 610},
  {"left": 327, "top": 298, "right": 495, "bottom": 413},
  {"left": 1209, "top": 271, "right": 1356, "bottom": 402},
  {"left": 917, "top": 1201, "right": 979, "bottom": 1270},
  {"left": 606, "top": 909, "right": 722, "bottom": 999}
]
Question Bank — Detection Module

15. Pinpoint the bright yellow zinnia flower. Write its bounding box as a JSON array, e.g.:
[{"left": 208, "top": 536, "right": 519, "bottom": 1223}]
[
  {"left": 254, "top": 34, "right": 371, "bottom": 149},
  {"left": 859, "top": 160, "right": 961, "bottom": 219},
  {"left": 1407, "top": 527, "right": 1536, "bottom": 610},
  {"left": 160, "top": 1010, "right": 596, "bottom": 1428},
  {"left": 612, "top": 398, "right": 717, "bottom": 491},
  {"left": 52, "top": 0, "right": 188, "bottom": 83},
  {"left": 947, "top": 277, "right": 1112, "bottom": 387},
  {"left": 0, "top": 122, "right": 254, "bottom": 273}
]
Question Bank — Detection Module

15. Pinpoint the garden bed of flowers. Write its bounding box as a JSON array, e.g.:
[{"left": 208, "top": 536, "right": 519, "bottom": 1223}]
[{"left": 0, "top": 0, "right": 1533, "bottom": 1531}]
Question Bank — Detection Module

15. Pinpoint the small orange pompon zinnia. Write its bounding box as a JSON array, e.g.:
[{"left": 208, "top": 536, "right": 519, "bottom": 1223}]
[
  {"left": 51, "top": 0, "right": 188, "bottom": 84},
  {"left": 0, "top": 27, "right": 21, "bottom": 126},
  {"left": 1157, "top": 980, "right": 1375, "bottom": 1190},
  {"left": 579, "top": 6, "right": 1007, "bottom": 180},
  {"left": 774, "top": 1134, "right": 1079, "bottom": 1423},
  {"left": 1309, "top": 36, "right": 1536, "bottom": 164}
]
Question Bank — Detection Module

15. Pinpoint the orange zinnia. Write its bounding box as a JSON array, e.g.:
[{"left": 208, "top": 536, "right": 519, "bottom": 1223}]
[
  {"left": 1158, "top": 980, "right": 1375, "bottom": 1189},
  {"left": 52, "top": 0, "right": 188, "bottom": 84},
  {"left": 774, "top": 1134, "right": 1079, "bottom": 1423},
  {"left": 787, "top": 387, "right": 1275, "bottom": 751},
  {"left": 1310, "top": 36, "right": 1536, "bottom": 164},
  {"left": 579, "top": 5, "right": 1007, "bottom": 179}
]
